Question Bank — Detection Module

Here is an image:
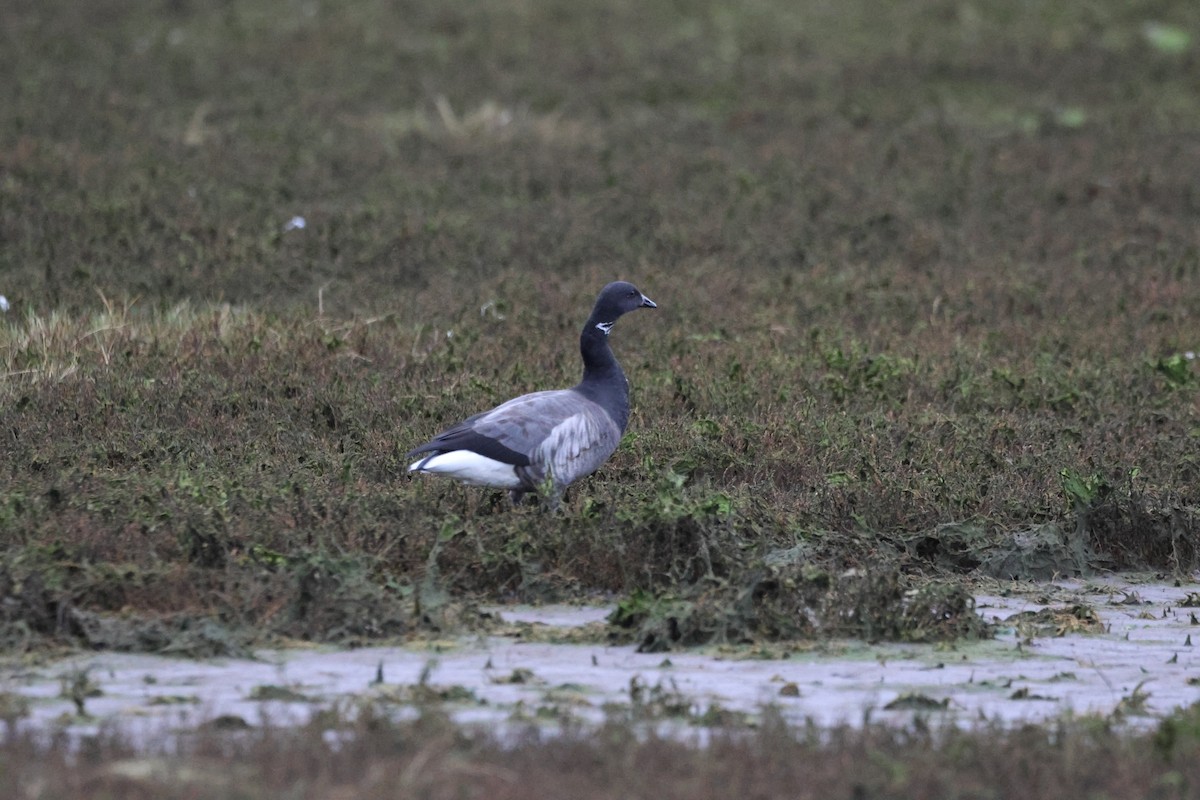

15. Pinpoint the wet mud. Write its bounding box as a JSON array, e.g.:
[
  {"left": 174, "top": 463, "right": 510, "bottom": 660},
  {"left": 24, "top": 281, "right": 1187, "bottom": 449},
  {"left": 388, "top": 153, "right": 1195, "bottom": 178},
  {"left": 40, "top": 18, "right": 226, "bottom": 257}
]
[{"left": 4, "top": 575, "right": 1199, "bottom": 743}]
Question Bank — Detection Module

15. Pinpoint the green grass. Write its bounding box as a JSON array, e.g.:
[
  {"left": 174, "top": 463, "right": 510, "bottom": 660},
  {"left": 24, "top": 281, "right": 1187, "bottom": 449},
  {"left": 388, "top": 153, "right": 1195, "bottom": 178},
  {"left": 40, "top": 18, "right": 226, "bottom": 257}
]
[{"left": 3, "top": 0, "right": 1200, "bottom": 651}]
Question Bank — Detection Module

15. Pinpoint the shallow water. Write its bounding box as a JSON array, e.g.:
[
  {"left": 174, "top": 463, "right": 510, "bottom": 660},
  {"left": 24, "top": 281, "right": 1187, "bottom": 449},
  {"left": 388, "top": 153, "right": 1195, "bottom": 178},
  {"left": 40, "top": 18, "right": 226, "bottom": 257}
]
[{"left": 5, "top": 576, "right": 1200, "bottom": 741}]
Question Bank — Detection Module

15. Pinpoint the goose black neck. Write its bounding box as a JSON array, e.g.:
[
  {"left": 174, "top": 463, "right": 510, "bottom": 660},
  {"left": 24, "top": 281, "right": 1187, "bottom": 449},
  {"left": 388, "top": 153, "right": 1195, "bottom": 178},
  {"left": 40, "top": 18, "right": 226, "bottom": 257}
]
[{"left": 574, "top": 317, "right": 631, "bottom": 431}]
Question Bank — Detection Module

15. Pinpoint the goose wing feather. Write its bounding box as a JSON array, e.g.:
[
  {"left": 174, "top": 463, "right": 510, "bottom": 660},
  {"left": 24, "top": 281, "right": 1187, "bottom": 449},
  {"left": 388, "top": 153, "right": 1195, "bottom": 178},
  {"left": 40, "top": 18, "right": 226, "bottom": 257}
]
[
  {"left": 408, "top": 390, "right": 619, "bottom": 475},
  {"left": 535, "top": 410, "right": 623, "bottom": 487}
]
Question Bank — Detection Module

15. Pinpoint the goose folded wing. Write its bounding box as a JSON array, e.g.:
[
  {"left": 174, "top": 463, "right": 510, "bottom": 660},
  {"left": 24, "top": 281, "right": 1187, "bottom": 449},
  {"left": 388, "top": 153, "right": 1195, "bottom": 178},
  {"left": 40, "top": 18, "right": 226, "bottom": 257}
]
[
  {"left": 405, "top": 420, "right": 532, "bottom": 466},
  {"left": 408, "top": 390, "right": 604, "bottom": 467},
  {"left": 468, "top": 390, "right": 611, "bottom": 462}
]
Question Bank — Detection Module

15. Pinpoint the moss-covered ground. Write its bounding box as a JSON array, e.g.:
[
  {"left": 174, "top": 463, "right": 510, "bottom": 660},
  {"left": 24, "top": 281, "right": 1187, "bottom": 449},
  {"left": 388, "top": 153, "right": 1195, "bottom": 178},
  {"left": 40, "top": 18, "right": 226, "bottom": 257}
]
[{"left": 3, "top": 0, "right": 1200, "bottom": 655}]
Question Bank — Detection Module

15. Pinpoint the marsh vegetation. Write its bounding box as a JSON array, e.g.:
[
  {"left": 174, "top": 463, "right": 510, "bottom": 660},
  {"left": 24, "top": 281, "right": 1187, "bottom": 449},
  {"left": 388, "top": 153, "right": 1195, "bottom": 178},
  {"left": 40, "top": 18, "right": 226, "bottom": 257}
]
[{"left": 3, "top": 0, "right": 1200, "bottom": 794}]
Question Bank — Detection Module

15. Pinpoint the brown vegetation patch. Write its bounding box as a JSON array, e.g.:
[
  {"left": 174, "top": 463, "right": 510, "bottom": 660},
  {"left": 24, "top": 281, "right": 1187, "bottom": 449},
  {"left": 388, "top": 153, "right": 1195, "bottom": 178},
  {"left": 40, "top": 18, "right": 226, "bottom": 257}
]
[
  {"left": 5, "top": 704, "right": 1200, "bottom": 799},
  {"left": 611, "top": 561, "right": 989, "bottom": 651}
]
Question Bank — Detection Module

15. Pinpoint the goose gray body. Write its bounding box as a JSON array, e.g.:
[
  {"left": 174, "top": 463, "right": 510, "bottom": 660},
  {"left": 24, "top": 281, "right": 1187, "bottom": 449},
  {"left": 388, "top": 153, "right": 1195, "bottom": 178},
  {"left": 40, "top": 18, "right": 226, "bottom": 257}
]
[{"left": 407, "top": 281, "right": 656, "bottom": 508}]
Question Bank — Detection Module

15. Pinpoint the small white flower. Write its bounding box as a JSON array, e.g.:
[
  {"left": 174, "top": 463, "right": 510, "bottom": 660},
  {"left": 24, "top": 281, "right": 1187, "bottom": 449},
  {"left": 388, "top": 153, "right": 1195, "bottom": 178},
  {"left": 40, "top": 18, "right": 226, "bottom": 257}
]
[
  {"left": 283, "top": 215, "right": 307, "bottom": 231},
  {"left": 0, "top": 295, "right": 9, "bottom": 312},
  {"left": 1186, "top": 351, "right": 1196, "bottom": 361}
]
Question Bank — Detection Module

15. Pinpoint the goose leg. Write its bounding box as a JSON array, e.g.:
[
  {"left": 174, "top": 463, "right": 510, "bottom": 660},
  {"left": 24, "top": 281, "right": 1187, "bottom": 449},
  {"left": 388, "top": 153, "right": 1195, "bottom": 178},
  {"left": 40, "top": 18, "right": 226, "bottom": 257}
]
[{"left": 543, "top": 485, "right": 565, "bottom": 513}]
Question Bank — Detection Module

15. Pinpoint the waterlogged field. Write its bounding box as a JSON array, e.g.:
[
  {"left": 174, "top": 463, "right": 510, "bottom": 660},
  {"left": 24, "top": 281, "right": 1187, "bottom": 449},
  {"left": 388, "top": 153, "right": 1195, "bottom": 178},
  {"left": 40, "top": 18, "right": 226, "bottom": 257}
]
[
  {"left": 3, "top": 0, "right": 1200, "bottom": 795},
  {"left": 6, "top": 577, "right": 1200, "bottom": 743}
]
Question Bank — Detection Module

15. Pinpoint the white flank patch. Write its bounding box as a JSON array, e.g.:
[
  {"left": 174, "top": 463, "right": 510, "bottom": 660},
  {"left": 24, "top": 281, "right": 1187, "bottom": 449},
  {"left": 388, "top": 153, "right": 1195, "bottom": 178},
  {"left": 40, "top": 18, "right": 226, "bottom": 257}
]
[{"left": 408, "top": 450, "right": 523, "bottom": 489}]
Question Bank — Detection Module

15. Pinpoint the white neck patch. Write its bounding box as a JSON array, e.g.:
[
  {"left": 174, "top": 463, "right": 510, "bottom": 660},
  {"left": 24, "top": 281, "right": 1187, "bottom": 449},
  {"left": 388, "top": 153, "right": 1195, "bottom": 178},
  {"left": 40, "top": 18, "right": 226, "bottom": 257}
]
[{"left": 595, "top": 321, "right": 614, "bottom": 336}]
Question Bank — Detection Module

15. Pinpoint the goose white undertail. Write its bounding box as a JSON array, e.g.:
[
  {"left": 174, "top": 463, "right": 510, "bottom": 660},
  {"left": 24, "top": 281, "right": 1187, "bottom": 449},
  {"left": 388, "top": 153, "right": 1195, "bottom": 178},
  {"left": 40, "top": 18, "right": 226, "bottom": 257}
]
[{"left": 408, "top": 450, "right": 523, "bottom": 489}]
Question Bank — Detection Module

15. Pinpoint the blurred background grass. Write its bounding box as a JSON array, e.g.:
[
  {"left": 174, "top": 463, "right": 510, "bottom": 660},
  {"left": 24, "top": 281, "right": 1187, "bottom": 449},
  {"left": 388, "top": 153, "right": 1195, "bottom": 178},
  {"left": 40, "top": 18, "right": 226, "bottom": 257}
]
[{"left": 4, "top": 0, "right": 1198, "bottom": 313}]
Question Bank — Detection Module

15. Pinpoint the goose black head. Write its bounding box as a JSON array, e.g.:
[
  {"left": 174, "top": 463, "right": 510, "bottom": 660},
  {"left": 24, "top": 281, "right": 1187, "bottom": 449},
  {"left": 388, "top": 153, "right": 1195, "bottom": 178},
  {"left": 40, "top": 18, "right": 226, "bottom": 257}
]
[{"left": 590, "top": 281, "right": 656, "bottom": 334}]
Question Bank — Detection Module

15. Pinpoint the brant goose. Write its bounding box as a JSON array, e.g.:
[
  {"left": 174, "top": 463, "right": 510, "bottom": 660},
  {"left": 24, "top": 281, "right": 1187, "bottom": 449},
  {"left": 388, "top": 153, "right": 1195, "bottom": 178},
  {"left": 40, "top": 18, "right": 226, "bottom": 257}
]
[{"left": 408, "top": 281, "right": 656, "bottom": 508}]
